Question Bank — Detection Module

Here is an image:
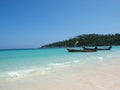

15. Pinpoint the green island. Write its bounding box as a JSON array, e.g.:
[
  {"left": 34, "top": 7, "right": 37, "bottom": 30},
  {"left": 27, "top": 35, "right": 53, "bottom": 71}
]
[{"left": 41, "top": 33, "right": 120, "bottom": 48}]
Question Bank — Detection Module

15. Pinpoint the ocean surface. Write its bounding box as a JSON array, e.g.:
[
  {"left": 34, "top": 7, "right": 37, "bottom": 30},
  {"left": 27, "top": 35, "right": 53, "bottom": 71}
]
[{"left": 0, "top": 46, "right": 120, "bottom": 81}]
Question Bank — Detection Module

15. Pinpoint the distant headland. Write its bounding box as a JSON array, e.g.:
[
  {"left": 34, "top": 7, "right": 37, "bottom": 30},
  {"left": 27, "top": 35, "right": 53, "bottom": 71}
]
[{"left": 41, "top": 33, "right": 120, "bottom": 48}]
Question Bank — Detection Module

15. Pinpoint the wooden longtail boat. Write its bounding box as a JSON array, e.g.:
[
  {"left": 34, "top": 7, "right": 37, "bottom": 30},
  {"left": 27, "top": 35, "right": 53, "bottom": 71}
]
[
  {"left": 83, "top": 45, "right": 112, "bottom": 51},
  {"left": 66, "top": 47, "right": 96, "bottom": 52}
]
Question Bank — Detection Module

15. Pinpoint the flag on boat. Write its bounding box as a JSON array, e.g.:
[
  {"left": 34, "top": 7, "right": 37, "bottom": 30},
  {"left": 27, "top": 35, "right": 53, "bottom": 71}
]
[{"left": 75, "top": 41, "right": 79, "bottom": 45}]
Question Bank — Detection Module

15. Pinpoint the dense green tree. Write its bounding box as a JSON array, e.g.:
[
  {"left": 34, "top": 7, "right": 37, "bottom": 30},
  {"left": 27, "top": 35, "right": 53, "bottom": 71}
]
[{"left": 41, "top": 34, "right": 120, "bottom": 48}]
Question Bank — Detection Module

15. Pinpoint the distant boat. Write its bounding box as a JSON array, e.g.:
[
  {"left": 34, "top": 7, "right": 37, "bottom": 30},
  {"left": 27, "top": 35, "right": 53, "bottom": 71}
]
[
  {"left": 66, "top": 47, "right": 96, "bottom": 52},
  {"left": 83, "top": 45, "right": 112, "bottom": 51}
]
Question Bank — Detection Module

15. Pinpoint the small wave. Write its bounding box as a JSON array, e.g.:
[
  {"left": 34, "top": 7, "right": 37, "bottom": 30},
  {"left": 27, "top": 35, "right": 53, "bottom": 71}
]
[
  {"left": 7, "top": 72, "right": 22, "bottom": 77},
  {"left": 48, "top": 61, "right": 75, "bottom": 68},
  {"left": 0, "top": 70, "right": 29, "bottom": 81},
  {"left": 73, "top": 60, "right": 80, "bottom": 63},
  {"left": 97, "top": 57, "right": 104, "bottom": 62},
  {"left": 6, "top": 69, "right": 33, "bottom": 78},
  {"left": 48, "top": 63, "right": 65, "bottom": 67},
  {"left": 98, "top": 57, "right": 103, "bottom": 60}
]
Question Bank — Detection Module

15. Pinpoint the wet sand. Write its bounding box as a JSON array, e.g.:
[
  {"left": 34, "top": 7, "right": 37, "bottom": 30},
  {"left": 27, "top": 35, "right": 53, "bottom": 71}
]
[{"left": 0, "top": 57, "right": 120, "bottom": 90}]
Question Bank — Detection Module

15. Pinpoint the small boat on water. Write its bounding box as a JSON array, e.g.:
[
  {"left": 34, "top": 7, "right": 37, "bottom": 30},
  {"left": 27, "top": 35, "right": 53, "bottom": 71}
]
[
  {"left": 83, "top": 45, "right": 112, "bottom": 51},
  {"left": 66, "top": 47, "right": 96, "bottom": 52},
  {"left": 66, "top": 45, "right": 112, "bottom": 52}
]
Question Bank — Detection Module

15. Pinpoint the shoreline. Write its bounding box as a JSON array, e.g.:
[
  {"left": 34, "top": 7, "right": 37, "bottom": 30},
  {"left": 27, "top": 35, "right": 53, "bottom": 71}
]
[{"left": 0, "top": 57, "right": 120, "bottom": 90}]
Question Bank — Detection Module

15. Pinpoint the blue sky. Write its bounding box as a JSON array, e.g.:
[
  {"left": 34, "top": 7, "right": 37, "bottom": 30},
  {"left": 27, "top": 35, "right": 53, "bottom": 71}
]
[{"left": 0, "top": 0, "right": 120, "bottom": 49}]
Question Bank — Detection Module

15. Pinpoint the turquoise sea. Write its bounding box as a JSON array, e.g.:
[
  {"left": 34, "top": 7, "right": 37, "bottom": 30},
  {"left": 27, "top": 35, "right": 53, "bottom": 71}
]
[{"left": 0, "top": 46, "right": 120, "bottom": 81}]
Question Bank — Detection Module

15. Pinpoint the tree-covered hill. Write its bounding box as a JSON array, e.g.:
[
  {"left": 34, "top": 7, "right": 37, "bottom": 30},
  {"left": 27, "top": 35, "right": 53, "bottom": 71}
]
[{"left": 41, "top": 33, "right": 120, "bottom": 48}]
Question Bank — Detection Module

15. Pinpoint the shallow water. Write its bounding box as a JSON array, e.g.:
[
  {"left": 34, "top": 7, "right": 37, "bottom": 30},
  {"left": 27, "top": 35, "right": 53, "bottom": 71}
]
[{"left": 0, "top": 46, "right": 120, "bottom": 81}]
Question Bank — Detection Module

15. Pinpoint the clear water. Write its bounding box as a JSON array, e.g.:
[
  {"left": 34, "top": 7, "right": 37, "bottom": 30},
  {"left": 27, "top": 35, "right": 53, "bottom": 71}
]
[{"left": 0, "top": 46, "right": 120, "bottom": 80}]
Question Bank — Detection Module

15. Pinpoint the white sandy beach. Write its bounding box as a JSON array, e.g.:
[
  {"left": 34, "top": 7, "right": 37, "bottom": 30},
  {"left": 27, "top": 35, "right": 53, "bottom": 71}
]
[{"left": 0, "top": 57, "right": 120, "bottom": 90}]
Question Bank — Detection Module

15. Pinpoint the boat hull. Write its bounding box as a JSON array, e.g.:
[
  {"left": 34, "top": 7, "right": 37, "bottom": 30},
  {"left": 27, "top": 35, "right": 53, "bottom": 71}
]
[
  {"left": 83, "top": 46, "right": 112, "bottom": 51},
  {"left": 66, "top": 48, "right": 96, "bottom": 52}
]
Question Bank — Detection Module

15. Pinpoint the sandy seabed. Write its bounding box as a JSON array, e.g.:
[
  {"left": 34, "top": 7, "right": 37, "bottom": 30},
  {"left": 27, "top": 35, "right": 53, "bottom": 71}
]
[{"left": 0, "top": 57, "right": 120, "bottom": 90}]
